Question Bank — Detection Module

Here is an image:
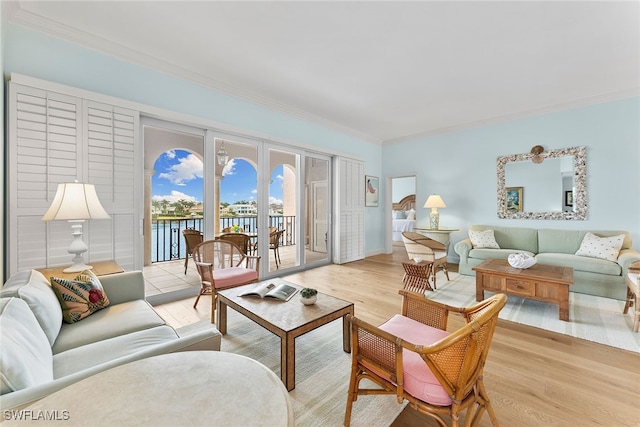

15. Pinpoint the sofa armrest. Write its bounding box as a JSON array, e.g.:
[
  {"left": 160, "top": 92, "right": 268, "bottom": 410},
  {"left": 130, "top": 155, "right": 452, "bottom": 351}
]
[
  {"left": 0, "top": 326, "right": 221, "bottom": 412},
  {"left": 618, "top": 249, "right": 640, "bottom": 274},
  {"left": 454, "top": 238, "right": 473, "bottom": 263},
  {"left": 98, "top": 271, "right": 145, "bottom": 305}
]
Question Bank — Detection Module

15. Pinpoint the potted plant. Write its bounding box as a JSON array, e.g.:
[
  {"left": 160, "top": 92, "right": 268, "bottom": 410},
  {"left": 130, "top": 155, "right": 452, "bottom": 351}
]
[{"left": 300, "top": 288, "right": 318, "bottom": 305}]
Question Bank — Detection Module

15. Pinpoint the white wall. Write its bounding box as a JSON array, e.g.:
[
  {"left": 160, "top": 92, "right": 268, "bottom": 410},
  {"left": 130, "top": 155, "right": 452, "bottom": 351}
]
[
  {"left": 392, "top": 176, "right": 415, "bottom": 202},
  {"left": 383, "top": 97, "right": 640, "bottom": 259}
]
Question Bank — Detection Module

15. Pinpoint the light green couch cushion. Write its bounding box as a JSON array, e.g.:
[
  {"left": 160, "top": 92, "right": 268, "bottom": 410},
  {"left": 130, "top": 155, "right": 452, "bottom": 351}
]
[
  {"left": 538, "top": 229, "right": 631, "bottom": 254},
  {"left": 470, "top": 225, "right": 538, "bottom": 253},
  {"left": 535, "top": 253, "right": 622, "bottom": 276},
  {"left": 0, "top": 298, "right": 54, "bottom": 394},
  {"left": 0, "top": 269, "right": 62, "bottom": 346},
  {"left": 469, "top": 248, "right": 536, "bottom": 261},
  {"left": 52, "top": 300, "right": 166, "bottom": 354}
]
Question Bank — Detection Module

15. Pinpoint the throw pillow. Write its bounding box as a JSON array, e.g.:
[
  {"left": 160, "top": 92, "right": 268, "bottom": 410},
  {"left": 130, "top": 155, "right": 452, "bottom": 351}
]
[
  {"left": 469, "top": 229, "right": 500, "bottom": 249},
  {"left": 405, "top": 209, "right": 416, "bottom": 220},
  {"left": 575, "top": 232, "right": 625, "bottom": 262},
  {"left": 50, "top": 270, "right": 110, "bottom": 324},
  {"left": 0, "top": 270, "right": 62, "bottom": 346}
]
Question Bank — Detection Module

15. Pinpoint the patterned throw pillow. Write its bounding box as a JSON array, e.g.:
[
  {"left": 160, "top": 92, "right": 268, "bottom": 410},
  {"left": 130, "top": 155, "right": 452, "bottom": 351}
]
[
  {"left": 469, "top": 229, "right": 500, "bottom": 249},
  {"left": 50, "top": 270, "right": 110, "bottom": 323},
  {"left": 575, "top": 232, "right": 625, "bottom": 262}
]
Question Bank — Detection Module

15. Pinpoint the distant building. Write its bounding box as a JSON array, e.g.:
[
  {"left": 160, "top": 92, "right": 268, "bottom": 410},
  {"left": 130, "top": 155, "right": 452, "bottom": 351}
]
[{"left": 229, "top": 203, "right": 257, "bottom": 216}]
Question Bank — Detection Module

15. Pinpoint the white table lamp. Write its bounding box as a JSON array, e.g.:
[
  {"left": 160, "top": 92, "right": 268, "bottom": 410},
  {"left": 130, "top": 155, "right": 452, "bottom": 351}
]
[
  {"left": 42, "top": 182, "right": 110, "bottom": 273},
  {"left": 424, "top": 194, "right": 446, "bottom": 230}
]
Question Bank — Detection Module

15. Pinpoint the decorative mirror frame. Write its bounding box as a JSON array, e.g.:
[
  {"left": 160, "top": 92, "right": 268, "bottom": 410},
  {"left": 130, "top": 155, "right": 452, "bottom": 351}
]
[{"left": 497, "top": 146, "right": 587, "bottom": 220}]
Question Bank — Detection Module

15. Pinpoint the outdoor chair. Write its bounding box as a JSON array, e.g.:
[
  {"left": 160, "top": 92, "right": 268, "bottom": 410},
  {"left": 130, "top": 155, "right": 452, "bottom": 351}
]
[
  {"left": 218, "top": 232, "right": 251, "bottom": 256},
  {"left": 401, "top": 231, "right": 450, "bottom": 289},
  {"left": 270, "top": 229, "right": 285, "bottom": 269},
  {"left": 192, "top": 239, "right": 260, "bottom": 321},
  {"left": 182, "top": 228, "right": 203, "bottom": 274},
  {"left": 344, "top": 291, "right": 507, "bottom": 427}
]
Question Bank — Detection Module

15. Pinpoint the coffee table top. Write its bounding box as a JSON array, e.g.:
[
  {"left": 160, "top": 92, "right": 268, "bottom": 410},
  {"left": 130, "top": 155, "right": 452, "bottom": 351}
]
[
  {"left": 217, "top": 278, "right": 354, "bottom": 333},
  {"left": 473, "top": 258, "right": 574, "bottom": 284}
]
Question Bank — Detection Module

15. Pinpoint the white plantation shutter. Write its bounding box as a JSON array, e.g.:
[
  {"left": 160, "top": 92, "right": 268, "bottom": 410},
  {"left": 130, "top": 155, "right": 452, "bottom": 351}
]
[
  {"left": 84, "top": 102, "right": 138, "bottom": 271},
  {"left": 334, "top": 157, "right": 364, "bottom": 263},
  {"left": 7, "top": 83, "right": 140, "bottom": 275}
]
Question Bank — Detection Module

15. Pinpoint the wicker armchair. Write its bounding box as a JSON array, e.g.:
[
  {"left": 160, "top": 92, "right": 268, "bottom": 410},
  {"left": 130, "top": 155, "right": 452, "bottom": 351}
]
[
  {"left": 401, "top": 231, "right": 450, "bottom": 289},
  {"left": 182, "top": 228, "right": 203, "bottom": 274},
  {"left": 344, "top": 290, "right": 508, "bottom": 427},
  {"left": 270, "top": 229, "right": 285, "bottom": 269},
  {"left": 218, "top": 232, "right": 251, "bottom": 256},
  {"left": 192, "top": 239, "right": 260, "bottom": 321}
]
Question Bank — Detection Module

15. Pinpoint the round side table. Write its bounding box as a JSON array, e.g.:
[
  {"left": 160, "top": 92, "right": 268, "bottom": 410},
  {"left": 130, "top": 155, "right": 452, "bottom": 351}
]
[{"left": 5, "top": 351, "right": 294, "bottom": 426}]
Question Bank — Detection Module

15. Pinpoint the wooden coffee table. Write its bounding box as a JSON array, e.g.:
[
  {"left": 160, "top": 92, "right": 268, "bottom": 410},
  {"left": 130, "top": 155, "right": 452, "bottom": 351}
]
[
  {"left": 216, "top": 278, "right": 354, "bottom": 391},
  {"left": 473, "top": 259, "right": 574, "bottom": 321}
]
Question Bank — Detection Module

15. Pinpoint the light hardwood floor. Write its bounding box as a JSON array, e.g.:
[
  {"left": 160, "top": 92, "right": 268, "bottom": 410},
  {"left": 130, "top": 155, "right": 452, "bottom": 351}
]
[{"left": 155, "top": 245, "right": 640, "bottom": 427}]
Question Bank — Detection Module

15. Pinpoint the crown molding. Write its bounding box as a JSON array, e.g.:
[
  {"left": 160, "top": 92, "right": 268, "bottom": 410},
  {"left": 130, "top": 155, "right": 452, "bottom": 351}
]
[
  {"left": 383, "top": 88, "right": 640, "bottom": 145},
  {"left": 6, "top": 3, "right": 382, "bottom": 145}
]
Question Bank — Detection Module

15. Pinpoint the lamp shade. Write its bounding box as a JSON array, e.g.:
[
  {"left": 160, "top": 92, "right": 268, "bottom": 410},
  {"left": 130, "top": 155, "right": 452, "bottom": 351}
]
[
  {"left": 424, "top": 194, "right": 447, "bottom": 209},
  {"left": 42, "top": 183, "right": 110, "bottom": 221}
]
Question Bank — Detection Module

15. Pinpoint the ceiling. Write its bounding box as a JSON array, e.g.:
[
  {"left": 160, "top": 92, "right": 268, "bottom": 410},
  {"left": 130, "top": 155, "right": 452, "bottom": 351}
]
[{"left": 5, "top": 1, "right": 639, "bottom": 144}]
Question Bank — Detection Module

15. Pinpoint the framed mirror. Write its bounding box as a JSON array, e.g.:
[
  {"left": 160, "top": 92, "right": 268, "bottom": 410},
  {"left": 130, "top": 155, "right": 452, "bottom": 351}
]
[{"left": 497, "top": 146, "right": 586, "bottom": 220}]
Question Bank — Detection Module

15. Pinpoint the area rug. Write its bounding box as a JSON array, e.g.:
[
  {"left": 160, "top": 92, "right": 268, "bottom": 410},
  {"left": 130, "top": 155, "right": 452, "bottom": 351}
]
[
  {"left": 219, "top": 309, "right": 406, "bottom": 427},
  {"left": 426, "top": 273, "right": 640, "bottom": 353}
]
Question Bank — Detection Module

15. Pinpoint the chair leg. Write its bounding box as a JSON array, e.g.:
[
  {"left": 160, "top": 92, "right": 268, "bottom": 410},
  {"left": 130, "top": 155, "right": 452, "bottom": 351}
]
[
  {"left": 184, "top": 256, "right": 189, "bottom": 275},
  {"left": 193, "top": 290, "right": 203, "bottom": 308}
]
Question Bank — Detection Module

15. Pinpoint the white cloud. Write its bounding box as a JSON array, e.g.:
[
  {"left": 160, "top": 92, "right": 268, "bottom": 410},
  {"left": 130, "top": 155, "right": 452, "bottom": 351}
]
[
  {"left": 165, "top": 150, "right": 176, "bottom": 159},
  {"left": 152, "top": 191, "right": 197, "bottom": 204},
  {"left": 158, "top": 153, "right": 202, "bottom": 185},
  {"left": 276, "top": 174, "right": 284, "bottom": 181},
  {"left": 222, "top": 158, "right": 236, "bottom": 176},
  {"left": 251, "top": 189, "right": 257, "bottom": 194},
  {"left": 269, "top": 196, "right": 283, "bottom": 205}
]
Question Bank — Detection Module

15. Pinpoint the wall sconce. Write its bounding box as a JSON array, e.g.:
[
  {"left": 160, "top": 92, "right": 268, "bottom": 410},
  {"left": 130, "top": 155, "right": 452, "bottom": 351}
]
[
  {"left": 217, "top": 142, "right": 229, "bottom": 166},
  {"left": 424, "top": 194, "right": 446, "bottom": 230},
  {"left": 531, "top": 145, "right": 544, "bottom": 164},
  {"left": 42, "top": 182, "right": 110, "bottom": 272}
]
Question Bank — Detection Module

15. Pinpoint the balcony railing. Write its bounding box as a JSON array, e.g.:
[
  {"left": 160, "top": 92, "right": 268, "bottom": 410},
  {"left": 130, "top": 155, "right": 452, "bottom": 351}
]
[{"left": 151, "top": 216, "right": 296, "bottom": 263}]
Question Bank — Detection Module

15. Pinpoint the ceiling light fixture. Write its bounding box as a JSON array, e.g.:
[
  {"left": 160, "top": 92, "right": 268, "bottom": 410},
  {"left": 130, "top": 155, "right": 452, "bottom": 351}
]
[{"left": 217, "top": 142, "right": 229, "bottom": 166}]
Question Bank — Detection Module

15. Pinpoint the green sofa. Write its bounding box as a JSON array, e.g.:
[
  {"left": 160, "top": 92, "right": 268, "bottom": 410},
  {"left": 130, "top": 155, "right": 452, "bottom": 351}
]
[{"left": 454, "top": 225, "right": 640, "bottom": 300}]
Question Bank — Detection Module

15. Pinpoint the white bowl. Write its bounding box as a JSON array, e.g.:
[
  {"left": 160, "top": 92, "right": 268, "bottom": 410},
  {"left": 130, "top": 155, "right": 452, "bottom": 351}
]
[{"left": 508, "top": 253, "right": 537, "bottom": 269}]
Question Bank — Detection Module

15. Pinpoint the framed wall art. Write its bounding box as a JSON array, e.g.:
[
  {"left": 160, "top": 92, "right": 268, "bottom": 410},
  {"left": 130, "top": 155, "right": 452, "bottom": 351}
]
[
  {"left": 365, "top": 175, "right": 379, "bottom": 207},
  {"left": 506, "top": 186, "right": 523, "bottom": 212},
  {"left": 565, "top": 190, "right": 573, "bottom": 207}
]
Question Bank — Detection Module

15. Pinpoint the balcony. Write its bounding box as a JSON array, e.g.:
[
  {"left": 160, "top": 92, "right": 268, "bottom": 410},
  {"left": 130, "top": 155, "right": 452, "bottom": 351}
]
[{"left": 144, "top": 215, "right": 326, "bottom": 297}]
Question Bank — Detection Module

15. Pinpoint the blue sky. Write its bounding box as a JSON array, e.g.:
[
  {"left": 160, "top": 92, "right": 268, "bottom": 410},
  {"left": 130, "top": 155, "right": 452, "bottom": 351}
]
[{"left": 152, "top": 149, "right": 283, "bottom": 205}]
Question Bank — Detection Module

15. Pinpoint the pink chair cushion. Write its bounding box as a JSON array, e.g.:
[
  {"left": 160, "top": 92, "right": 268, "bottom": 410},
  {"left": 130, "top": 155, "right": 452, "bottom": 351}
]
[
  {"left": 371, "top": 314, "right": 452, "bottom": 406},
  {"left": 212, "top": 267, "right": 258, "bottom": 289}
]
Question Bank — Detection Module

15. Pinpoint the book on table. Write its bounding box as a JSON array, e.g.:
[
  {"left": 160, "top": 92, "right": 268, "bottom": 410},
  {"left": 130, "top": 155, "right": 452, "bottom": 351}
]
[{"left": 239, "top": 282, "right": 299, "bottom": 301}]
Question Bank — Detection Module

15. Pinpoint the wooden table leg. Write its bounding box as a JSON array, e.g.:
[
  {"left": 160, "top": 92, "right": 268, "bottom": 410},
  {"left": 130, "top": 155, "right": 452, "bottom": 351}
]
[
  {"left": 559, "top": 286, "right": 570, "bottom": 321},
  {"left": 215, "top": 299, "right": 227, "bottom": 334},
  {"left": 282, "top": 333, "right": 295, "bottom": 391},
  {"left": 475, "top": 273, "right": 485, "bottom": 302},
  {"left": 342, "top": 311, "right": 353, "bottom": 353}
]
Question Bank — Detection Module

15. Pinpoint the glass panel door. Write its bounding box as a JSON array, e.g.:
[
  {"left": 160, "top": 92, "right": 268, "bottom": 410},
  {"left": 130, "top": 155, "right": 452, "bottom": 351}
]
[
  {"left": 305, "top": 155, "right": 331, "bottom": 266},
  {"left": 265, "top": 147, "right": 300, "bottom": 273}
]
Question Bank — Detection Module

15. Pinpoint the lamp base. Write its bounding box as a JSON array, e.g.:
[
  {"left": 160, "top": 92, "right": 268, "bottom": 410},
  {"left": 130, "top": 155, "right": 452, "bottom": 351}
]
[
  {"left": 429, "top": 211, "right": 440, "bottom": 230},
  {"left": 64, "top": 220, "right": 92, "bottom": 273}
]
